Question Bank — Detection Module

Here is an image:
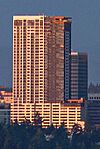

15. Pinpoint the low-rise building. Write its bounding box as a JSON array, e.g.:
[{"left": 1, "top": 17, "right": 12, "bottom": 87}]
[
  {"left": 11, "top": 98, "right": 85, "bottom": 130},
  {"left": 0, "top": 103, "right": 10, "bottom": 125},
  {"left": 88, "top": 93, "right": 100, "bottom": 100},
  {"left": 87, "top": 93, "right": 100, "bottom": 129},
  {"left": 0, "top": 90, "right": 12, "bottom": 125},
  {"left": 0, "top": 90, "right": 13, "bottom": 104}
]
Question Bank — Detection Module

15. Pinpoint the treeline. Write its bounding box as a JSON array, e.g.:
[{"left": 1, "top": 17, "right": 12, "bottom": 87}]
[
  {"left": 88, "top": 83, "right": 100, "bottom": 93},
  {"left": 0, "top": 122, "right": 100, "bottom": 149}
]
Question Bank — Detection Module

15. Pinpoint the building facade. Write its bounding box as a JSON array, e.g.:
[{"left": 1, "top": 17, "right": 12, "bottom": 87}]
[
  {"left": 0, "top": 91, "right": 13, "bottom": 103},
  {"left": 71, "top": 51, "right": 88, "bottom": 99},
  {"left": 88, "top": 93, "right": 100, "bottom": 100},
  {"left": 11, "top": 15, "right": 86, "bottom": 130},
  {"left": 87, "top": 93, "right": 100, "bottom": 128},
  {"left": 13, "top": 15, "right": 71, "bottom": 104},
  {"left": 0, "top": 90, "right": 12, "bottom": 125},
  {"left": 0, "top": 103, "right": 10, "bottom": 125},
  {"left": 11, "top": 99, "right": 85, "bottom": 130}
]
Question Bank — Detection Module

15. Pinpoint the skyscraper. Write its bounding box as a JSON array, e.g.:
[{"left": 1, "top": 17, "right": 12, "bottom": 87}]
[
  {"left": 11, "top": 15, "right": 86, "bottom": 129},
  {"left": 13, "top": 15, "right": 71, "bottom": 104},
  {"left": 71, "top": 51, "right": 88, "bottom": 99}
]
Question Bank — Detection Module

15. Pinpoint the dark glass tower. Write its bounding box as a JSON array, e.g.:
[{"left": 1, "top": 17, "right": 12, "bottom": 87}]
[
  {"left": 71, "top": 51, "right": 88, "bottom": 99},
  {"left": 64, "top": 18, "right": 71, "bottom": 100}
]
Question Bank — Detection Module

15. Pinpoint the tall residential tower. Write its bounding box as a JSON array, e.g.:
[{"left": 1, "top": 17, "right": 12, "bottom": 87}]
[
  {"left": 13, "top": 15, "right": 71, "bottom": 105},
  {"left": 11, "top": 15, "right": 86, "bottom": 129}
]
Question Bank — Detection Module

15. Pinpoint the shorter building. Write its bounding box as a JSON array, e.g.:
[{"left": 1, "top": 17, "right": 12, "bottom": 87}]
[
  {"left": 0, "top": 90, "right": 13, "bottom": 103},
  {"left": 71, "top": 51, "right": 88, "bottom": 99},
  {"left": 87, "top": 93, "right": 100, "bottom": 128},
  {"left": 0, "top": 103, "right": 10, "bottom": 125},
  {"left": 11, "top": 98, "right": 85, "bottom": 130},
  {"left": 88, "top": 93, "right": 100, "bottom": 100},
  {"left": 0, "top": 90, "right": 12, "bottom": 125}
]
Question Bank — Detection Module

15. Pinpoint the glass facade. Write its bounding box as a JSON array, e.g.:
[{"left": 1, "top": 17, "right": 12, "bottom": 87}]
[{"left": 71, "top": 51, "right": 88, "bottom": 99}]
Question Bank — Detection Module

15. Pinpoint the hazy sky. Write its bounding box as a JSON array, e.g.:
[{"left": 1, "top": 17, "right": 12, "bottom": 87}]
[{"left": 0, "top": 0, "right": 100, "bottom": 87}]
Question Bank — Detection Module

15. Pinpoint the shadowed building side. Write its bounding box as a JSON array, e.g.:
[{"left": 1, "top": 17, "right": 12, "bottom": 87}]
[{"left": 71, "top": 51, "right": 88, "bottom": 99}]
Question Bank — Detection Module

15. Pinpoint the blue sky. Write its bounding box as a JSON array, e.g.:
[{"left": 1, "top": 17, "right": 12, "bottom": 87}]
[{"left": 0, "top": 0, "right": 100, "bottom": 87}]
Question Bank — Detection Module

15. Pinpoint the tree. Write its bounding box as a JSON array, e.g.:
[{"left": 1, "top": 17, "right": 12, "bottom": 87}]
[
  {"left": 0, "top": 124, "right": 6, "bottom": 148},
  {"left": 33, "top": 112, "right": 42, "bottom": 127},
  {"left": 71, "top": 123, "right": 83, "bottom": 149},
  {"left": 28, "top": 128, "right": 47, "bottom": 149},
  {"left": 53, "top": 123, "right": 69, "bottom": 149},
  {"left": 2, "top": 129, "right": 16, "bottom": 149}
]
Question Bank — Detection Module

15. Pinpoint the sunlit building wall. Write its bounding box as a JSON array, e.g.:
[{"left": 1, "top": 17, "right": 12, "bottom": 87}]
[
  {"left": 13, "top": 15, "right": 71, "bottom": 104},
  {"left": 11, "top": 99, "right": 85, "bottom": 130},
  {"left": 0, "top": 91, "right": 13, "bottom": 103},
  {"left": 12, "top": 15, "right": 75, "bottom": 129}
]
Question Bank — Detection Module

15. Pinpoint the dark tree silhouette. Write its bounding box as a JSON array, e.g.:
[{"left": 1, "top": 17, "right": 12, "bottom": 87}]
[
  {"left": 71, "top": 123, "right": 83, "bottom": 149},
  {"left": 33, "top": 112, "right": 42, "bottom": 127}
]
